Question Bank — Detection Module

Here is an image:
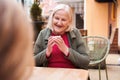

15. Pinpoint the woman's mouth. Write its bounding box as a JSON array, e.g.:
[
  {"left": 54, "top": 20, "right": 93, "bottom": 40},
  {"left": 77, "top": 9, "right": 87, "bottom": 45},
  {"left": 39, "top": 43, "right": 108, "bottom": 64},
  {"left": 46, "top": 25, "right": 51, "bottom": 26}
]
[{"left": 55, "top": 25, "right": 62, "bottom": 28}]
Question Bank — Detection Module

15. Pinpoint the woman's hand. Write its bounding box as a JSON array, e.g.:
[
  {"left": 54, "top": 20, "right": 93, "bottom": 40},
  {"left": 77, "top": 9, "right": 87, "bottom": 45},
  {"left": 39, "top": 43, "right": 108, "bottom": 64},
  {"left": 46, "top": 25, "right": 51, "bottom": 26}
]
[
  {"left": 46, "top": 36, "right": 55, "bottom": 57},
  {"left": 54, "top": 36, "right": 69, "bottom": 56},
  {"left": 46, "top": 36, "right": 69, "bottom": 57}
]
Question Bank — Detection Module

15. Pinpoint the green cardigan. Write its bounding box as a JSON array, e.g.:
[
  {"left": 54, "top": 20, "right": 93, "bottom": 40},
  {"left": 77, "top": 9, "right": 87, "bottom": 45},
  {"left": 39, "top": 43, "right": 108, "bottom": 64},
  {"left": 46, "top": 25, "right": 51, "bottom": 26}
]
[{"left": 34, "top": 28, "right": 90, "bottom": 69}]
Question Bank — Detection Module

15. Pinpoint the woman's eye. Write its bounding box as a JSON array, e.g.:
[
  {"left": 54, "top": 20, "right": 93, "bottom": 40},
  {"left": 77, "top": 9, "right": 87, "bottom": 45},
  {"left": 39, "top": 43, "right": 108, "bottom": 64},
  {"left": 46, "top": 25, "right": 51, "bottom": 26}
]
[
  {"left": 55, "top": 17, "right": 59, "bottom": 20},
  {"left": 62, "top": 19, "right": 66, "bottom": 21}
]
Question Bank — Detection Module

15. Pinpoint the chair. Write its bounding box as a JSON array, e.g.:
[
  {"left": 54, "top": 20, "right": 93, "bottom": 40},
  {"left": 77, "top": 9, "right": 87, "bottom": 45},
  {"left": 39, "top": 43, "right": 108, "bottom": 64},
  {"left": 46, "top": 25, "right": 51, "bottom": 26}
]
[
  {"left": 82, "top": 36, "right": 110, "bottom": 80},
  {"left": 79, "top": 29, "right": 87, "bottom": 36}
]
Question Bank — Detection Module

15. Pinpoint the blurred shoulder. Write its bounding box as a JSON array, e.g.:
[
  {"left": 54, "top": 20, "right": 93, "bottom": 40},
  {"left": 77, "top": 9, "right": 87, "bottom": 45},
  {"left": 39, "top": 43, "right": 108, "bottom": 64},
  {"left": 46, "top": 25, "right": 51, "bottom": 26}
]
[
  {"left": 40, "top": 28, "right": 51, "bottom": 33},
  {"left": 72, "top": 28, "right": 80, "bottom": 33}
]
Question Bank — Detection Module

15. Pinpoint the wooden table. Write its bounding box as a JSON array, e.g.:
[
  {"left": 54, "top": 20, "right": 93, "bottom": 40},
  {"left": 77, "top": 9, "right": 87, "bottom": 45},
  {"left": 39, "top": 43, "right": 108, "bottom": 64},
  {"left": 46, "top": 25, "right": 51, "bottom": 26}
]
[{"left": 29, "top": 67, "right": 88, "bottom": 80}]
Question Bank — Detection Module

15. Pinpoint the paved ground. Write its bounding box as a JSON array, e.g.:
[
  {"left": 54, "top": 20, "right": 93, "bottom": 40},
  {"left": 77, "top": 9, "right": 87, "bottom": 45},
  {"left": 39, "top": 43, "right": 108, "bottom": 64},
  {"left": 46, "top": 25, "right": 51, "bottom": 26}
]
[{"left": 89, "top": 54, "right": 120, "bottom": 80}]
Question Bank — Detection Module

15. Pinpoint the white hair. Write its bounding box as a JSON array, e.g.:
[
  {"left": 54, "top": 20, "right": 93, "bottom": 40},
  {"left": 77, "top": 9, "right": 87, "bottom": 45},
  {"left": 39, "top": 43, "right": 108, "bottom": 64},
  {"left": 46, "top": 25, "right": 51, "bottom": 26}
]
[{"left": 46, "top": 4, "right": 76, "bottom": 31}]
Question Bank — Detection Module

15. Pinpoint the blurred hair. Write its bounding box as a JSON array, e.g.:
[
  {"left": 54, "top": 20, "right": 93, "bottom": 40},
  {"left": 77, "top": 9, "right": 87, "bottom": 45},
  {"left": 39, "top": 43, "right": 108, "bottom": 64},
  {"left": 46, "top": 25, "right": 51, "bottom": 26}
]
[
  {"left": 46, "top": 4, "right": 76, "bottom": 31},
  {"left": 0, "top": 0, "right": 34, "bottom": 80}
]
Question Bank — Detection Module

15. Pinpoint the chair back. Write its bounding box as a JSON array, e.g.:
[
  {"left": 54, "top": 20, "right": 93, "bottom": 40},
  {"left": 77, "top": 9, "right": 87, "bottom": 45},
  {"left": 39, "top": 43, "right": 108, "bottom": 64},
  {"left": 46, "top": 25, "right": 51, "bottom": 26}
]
[{"left": 82, "top": 36, "right": 110, "bottom": 65}]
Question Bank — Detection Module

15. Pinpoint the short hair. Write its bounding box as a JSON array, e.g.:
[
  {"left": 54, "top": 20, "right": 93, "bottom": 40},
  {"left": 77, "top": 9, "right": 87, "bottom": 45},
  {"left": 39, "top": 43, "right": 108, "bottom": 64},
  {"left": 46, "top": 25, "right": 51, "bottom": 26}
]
[
  {"left": 0, "top": 0, "right": 34, "bottom": 80},
  {"left": 46, "top": 4, "right": 76, "bottom": 31}
]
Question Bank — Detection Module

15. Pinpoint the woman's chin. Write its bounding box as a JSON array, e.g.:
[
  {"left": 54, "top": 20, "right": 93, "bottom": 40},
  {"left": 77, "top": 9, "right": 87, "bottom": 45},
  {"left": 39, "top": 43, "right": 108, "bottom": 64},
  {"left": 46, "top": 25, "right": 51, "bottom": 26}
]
[
  {"left": 54, "top": 31, "right": 63, "bottom": 35},
  {"left": 53, "top": 28, "right": 64, "bottom": 35}
]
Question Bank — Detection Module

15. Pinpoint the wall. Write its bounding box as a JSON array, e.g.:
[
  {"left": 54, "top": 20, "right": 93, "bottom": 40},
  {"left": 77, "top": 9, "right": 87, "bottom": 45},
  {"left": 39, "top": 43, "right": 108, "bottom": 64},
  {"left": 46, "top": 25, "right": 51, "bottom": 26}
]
[
  {"left": 117, "top": 0, "right": 120, "bottom": 46},
  {"left": 85, "top": 0, "right": 109, "bottom": 38}
]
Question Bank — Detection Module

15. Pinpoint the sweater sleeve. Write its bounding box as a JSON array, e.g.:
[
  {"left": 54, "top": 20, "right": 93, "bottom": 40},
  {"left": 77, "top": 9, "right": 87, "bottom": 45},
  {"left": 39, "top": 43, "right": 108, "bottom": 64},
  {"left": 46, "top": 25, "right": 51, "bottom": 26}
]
[
  {"left": 66, "top": 29, "right": 90, "bottom": 69},
  {"left": 34, "top": 30, "right": 48, "bottom": 66}
]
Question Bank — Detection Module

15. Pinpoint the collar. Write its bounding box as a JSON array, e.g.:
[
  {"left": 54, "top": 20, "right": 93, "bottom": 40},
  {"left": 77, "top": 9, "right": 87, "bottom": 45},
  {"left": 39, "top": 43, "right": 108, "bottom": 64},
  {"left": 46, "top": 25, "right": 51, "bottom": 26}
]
[{"left": 44, "top": 28, "right": 51, "bottom": 40}]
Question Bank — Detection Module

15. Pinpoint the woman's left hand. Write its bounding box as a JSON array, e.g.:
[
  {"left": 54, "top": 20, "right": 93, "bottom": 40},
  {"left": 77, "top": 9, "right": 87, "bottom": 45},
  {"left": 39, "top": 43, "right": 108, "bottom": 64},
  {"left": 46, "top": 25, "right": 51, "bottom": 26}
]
[{"left": 53, "top": 36, "right": 69, "bottom": 56}]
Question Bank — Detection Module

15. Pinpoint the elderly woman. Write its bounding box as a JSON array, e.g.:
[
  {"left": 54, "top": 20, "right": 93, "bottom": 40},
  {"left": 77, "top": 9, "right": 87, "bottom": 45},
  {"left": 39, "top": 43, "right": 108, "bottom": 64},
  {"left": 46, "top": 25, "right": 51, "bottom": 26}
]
[
  {"left": 0, "top": 0, "right": 34, "bottom": 80},
  {"left": 34, "top": 4, "right": 90, "bottom": 69}
]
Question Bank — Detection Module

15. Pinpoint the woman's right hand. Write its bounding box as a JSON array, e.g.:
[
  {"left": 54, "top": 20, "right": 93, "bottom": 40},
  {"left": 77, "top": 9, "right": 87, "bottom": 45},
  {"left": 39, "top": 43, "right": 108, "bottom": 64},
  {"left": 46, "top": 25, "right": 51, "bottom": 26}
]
[{"left": 46, "top": 36, "right": 55, "bottom": 57}]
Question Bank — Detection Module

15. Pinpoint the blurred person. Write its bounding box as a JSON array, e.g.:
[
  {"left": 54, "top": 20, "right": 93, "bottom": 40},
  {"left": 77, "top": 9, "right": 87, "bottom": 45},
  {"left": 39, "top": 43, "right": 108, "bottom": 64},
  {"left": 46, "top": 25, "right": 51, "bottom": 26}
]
[
  {"left": 0, "top": 0, "right": 34, "bottom": 80},
  {"left": 34, "top": 4, "right": 90, "bottom": 69}
]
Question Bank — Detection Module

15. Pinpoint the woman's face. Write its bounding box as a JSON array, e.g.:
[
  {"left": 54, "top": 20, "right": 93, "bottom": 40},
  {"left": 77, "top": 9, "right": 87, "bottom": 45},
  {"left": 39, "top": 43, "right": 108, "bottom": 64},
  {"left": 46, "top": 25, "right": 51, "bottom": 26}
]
[{"left": 52, "top": 9, "right": 71, "bottom": 35}]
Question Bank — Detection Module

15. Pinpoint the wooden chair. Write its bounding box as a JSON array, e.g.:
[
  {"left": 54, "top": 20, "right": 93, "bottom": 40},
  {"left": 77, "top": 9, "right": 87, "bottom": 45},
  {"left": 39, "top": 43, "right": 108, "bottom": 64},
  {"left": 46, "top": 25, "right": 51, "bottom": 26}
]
[{"left": 79, "top": 29, "right": 87, "bottom": 36}]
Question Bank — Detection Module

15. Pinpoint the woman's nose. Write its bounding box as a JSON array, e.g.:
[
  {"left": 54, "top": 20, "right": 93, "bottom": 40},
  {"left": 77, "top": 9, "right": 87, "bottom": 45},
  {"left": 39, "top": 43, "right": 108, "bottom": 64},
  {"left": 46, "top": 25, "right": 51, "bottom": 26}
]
[{"left": 57, "top": 20, "right": 62, "bottom": 25}]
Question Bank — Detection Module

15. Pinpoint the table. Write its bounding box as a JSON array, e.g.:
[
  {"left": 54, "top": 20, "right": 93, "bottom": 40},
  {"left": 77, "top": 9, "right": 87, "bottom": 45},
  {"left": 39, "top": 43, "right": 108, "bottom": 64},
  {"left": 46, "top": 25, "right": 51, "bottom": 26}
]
[{"left": 29, "top": 67, "right": 88, "bottom": 80}]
